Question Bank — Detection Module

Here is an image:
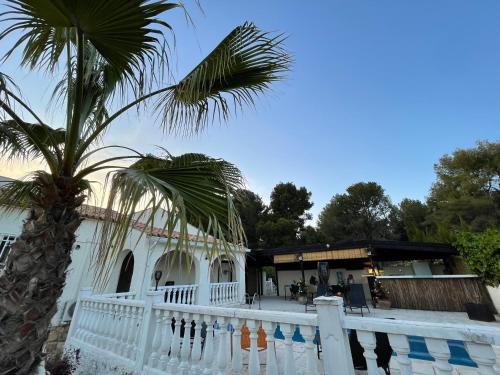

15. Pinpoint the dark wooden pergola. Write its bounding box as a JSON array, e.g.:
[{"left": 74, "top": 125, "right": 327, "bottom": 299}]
[{"left": 246, "top": 240, "right": 458, "bottom": 296}]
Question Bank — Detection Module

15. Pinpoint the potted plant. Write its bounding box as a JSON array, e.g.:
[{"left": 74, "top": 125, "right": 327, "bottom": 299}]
[
  {"left": 373, "top": 279, "right": 391, "bottom": 309},
  {"left": 297, "top": 280, "right": 308, "bottom": 305}
]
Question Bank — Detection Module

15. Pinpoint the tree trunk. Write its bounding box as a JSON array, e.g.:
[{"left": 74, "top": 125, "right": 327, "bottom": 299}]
[{"left": 0, "top": 179, "right": 83, "bottom": 374}]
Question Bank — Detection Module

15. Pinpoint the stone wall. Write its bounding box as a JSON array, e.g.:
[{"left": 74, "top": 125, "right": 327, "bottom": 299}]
[{"left": 45, "top": 324, "right": 70, "bottom": 362}]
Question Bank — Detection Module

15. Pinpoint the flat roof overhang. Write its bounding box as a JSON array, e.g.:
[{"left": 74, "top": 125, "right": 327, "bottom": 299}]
[{"left": 247, "top": 240, "right": 458, "bottom": 267}]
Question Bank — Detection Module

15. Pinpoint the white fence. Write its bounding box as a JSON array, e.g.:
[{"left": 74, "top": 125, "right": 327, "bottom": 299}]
[
  {"left": 96, "top": 291, "right": 137, "bottom": 300},
  {"left": 209, "top": 282, "right": 240, "bottom": 305},
  {"left": 66, "top": 292, "right": 500, "bottom": 375},
  {"left": 148, "top": 284, "right": 199, "bottom": 305}
]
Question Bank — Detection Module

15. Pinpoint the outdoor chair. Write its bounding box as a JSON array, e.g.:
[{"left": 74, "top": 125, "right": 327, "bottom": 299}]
[
  {"left": 245, "top": 292, "right": 258, "bottom": 309},
  {"left": 344, "top": 283, "right": 370, "bottom": 317},
  {"left": 289, "top": 284, "right": 299, "bottom": 300}
]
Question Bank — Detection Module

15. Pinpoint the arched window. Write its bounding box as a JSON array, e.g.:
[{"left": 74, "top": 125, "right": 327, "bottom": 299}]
[{"left": 116, "top": 252, "right": 134, "bottom": 293}]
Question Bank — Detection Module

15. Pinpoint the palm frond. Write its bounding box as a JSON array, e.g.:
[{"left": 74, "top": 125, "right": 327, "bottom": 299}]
[
  {"left": 0, "top": 171, "right": 94, "bottom": 212},
  {"left": 1, "top": 0, "right": 177, "bottom": 82},
  {"left": 157, "top": 22, "right": 290, "bottom": 134},
  {"left": 93, "top": 152, "right": 245, "bottom": 287},
  {"left": 0, "top": 120, "right": 64, "bottom": 161}
]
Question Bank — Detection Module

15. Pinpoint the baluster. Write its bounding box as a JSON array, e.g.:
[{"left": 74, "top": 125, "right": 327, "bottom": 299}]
[
  {"left": 281, "top": 324, "right": 297, "bottom": 375},
  {"left": 99, "top": 302, "right": 110, "bottom": 348},
  {"left": 190, "top": 314, "right": 203, "bottom": 375},
  {"left": 117, "top": 304, "right": 127, "bottom": 354},
  {"left": 167, "top": 312, "right": 182, "bottom": 374},
  {"left": 188, "top": 286, "right": 194, "bottom": 304},
  {"left": 357, "top": 330, "right": 379, "bottom": 375},
  {"left": 148, "top": 309, "right": 163, "bottom": 368},
  {"left": 262, "top": 321, "right": 278, "bottom": 375},
  {"left": 223, "top": 284, "right": 227, "bottom": 304},
  {"left": 110, "top": 303, "right": 120, "bottom": 353},
  {"left": 125, "top": 305, "right": 136, "bottom": 359},
  {"left": 179, "top": 313, "right": 192, "bottom": 374},
  {"left": 425, "top": 338, "right": 453, "bottom": 375},
  {"left": 215, "top": 317, "right": 228, "bottom": 375},
  {"left": 96, "top": 302, "right": 107, "bottom": 348},
  {"left": 182, "top": 287, "right": 188, "bottom": 304},
  {"left": 88, "top": 301, "right": 98, "bottom": 344},
  {"left": 86, "top": 301, "right": 96, "bottom": 345},
  {"left": 202, "top": 315, "right": 215, "bottom": 375},
  {"left": 388, "top": 334, "right": 413, "bottom": 375},
  {"left": 166, "top": 288, "right": 172, "bottom": 303},
  {"left": 210, "top": 285, "right": 214, "bottom": 304},
  {"left": 120, "top": 306, "right": 131, "bottom": 357},
  {"left": 465, "top": 342, "right": 498, "bottom": 375},
  {"left": 132, "top": 307, "right": 144, "bottom": 360},
  {"left": 247, "top": 320, "right": 260, "bottom": 375},
  {"left": 230, "top": 318, "right": 243, "bottom": 374},
  {"left": 102, "top": 303, "right": 112, "bottom": 350},
  {"left": 301, "top": 325, "right": 319, "bottom": 375},
  {"left": 159, "top": 310, "right": 173, "bottom": 370}
]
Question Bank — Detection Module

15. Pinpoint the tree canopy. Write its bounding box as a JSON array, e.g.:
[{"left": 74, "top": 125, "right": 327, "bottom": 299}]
[
  {"left": 318, "top": 182, "right": 397, "bottom": 242},
  {"left": 427, "top": 141, "right": 500, "bottom": 232},
  {"left": 233, "top": 189, "right": 266, "bottom": 249}
]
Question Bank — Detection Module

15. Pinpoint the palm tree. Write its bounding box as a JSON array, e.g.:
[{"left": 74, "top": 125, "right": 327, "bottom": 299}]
[{"left": 0, "top": 1, "right": 289, "bottom": 373}]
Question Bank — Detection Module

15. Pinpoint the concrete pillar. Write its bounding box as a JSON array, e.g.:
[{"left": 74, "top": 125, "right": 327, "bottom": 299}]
[
  {"left": 235, "top": 252, "right": 246, "bottom": 304},
  {"left": 315, "top": 296, "right": 355, "bottom": 375},
  {"left": 197, "top": 254, "right": 211, "bottom": 305}
]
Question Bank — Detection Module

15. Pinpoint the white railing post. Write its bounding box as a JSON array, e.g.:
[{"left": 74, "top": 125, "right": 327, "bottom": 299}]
[
  {"left": 314, "top": 296, "right": 355, "bottom": 375},
  {"left": 134, "top": 293, "right": 161, "bottom": 372},
  {"left": 66, "top": 287, "right": 93, "bottom": 343}
]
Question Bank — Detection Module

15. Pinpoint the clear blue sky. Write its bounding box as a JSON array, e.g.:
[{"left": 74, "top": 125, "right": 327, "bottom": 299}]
[{"left": 1, "top": 1, "right": 500, "bottom": 223}]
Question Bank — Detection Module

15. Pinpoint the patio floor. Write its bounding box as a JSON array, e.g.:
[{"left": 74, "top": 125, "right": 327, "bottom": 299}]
[{"left": 251, "top": 296, "right": 500, "bottom": 327}]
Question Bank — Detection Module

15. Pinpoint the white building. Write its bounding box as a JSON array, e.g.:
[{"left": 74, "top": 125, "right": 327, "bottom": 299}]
[{"left": 0, "top": 203, "right": 247, "bottom": 327}]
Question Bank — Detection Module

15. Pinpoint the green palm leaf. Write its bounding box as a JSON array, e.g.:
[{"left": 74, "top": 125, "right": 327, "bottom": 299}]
[
  {"left": 94, "top": 152, "right": 245, "bottom": 286},
  {"left": 158, "top": 22, "right": 290, "bottom": 134},
  {"left": 0, "top": 120, "right": 64, "bottom": 160},
  {"left": 1, "top": 0, "right": 177, "bottom": 76}
]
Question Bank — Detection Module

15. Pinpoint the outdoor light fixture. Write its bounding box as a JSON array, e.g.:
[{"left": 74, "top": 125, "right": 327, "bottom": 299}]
[{"left": 154, "top": 270, "right": 163, "bottom": 291}]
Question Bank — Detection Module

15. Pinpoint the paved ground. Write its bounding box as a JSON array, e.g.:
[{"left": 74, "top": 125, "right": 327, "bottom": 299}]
[{"left": 251, "top": 296, "right": 500, "bottom": 327}]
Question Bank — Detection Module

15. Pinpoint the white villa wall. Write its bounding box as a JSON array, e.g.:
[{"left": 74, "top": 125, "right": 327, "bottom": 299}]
[{"left": 0, "top": 205, "right": 248, "bottom": 328}]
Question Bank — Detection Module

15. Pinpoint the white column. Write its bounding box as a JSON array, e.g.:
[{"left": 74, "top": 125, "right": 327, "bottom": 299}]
[
  {"left": 197, "top": 254, "right": 211, "bottom": 305},
  {"left": 235, "top": 253, "right": 246, "bottom": 304},
  {"left": 314, "top": 296, "right": 355, "bottom": 375}
]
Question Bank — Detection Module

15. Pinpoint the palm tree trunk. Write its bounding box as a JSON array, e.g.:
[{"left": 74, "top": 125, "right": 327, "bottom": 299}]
[{"left": 0, "top": 180, "right": 83, "bottom": 374}]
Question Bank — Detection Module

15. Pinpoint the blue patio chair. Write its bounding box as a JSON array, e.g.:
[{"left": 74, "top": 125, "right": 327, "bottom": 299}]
[{"left": 344, "top": 283, "right": 370, "bottom": 317}]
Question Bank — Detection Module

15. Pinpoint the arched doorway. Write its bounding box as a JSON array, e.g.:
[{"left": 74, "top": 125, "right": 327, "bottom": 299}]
[
  {"left": 151, "top": 252, "right": 197, "bottom": 288},
  {"left": 210, "top": 257, "right": 236, "bottom": 283},
  {"left": 116, "top": 252, "right": 134, "bottom": 293}
]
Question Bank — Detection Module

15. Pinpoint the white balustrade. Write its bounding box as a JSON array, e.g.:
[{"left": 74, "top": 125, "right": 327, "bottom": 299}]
[
  {"left": 96, "top": 291, "right": 137, "bottom": 300},
  {"left": 150, "top": 284, "right": 198, "bottom": 305},
  {"left": 209, "top": 282, "right": 240, "bottom": 305},
  {"left": 67, "top": 295, "right": 145, "bottom": 367},
  {"left": 67, "top": 291, "right": 500, "bottom": 375}
]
